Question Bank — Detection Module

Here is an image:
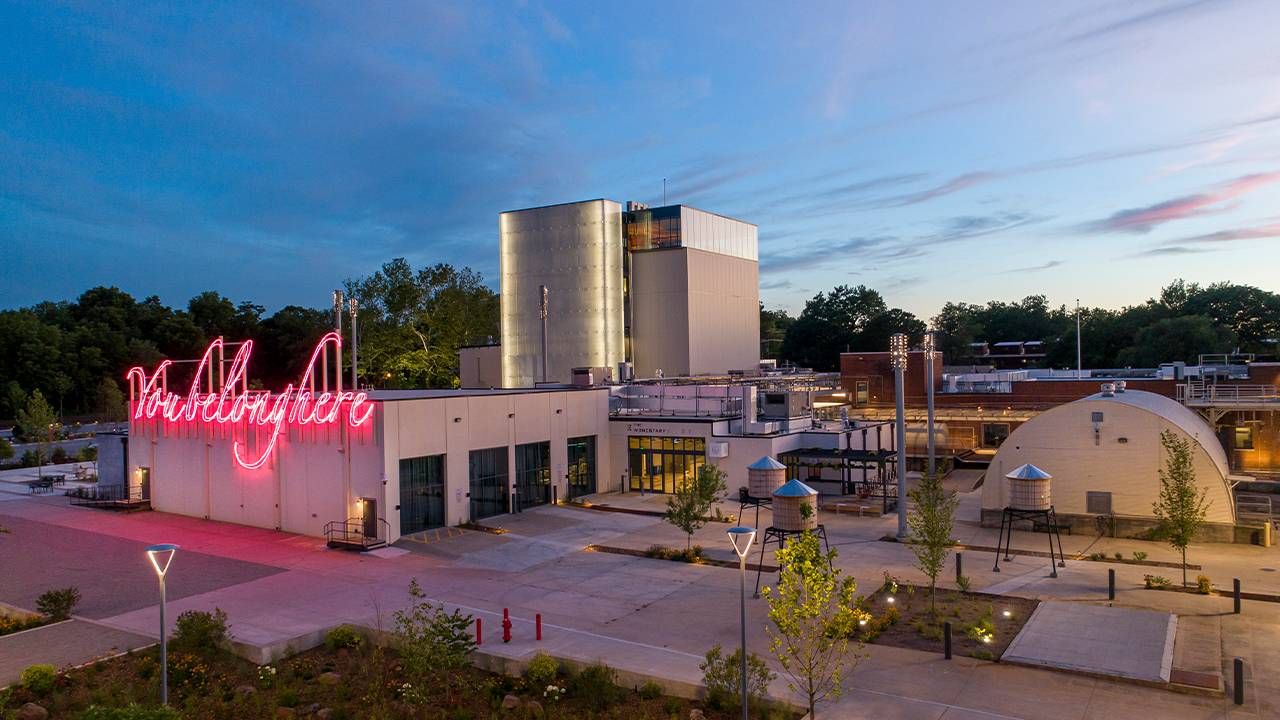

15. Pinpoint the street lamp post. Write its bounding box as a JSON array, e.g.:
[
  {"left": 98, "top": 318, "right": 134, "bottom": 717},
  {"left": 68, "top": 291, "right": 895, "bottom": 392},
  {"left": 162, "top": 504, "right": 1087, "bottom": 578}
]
[
  {"left": 923, "top": 331, "right": 937, "bottom": 479},
  {"left": 727, "top": 525, "right": 756, "bottom": 720},
  {"left": 890, "top": 333, "right": 909, "bottom": 539},
  {"left": 146, "top": 544, "right": 179, "bottom": 705}
]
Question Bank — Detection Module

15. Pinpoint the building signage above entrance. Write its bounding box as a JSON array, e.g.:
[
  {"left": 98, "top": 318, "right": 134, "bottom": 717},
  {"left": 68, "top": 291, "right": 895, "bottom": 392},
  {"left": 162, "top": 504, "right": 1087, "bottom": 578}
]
[{"left": 126, "top": 332, "right": 373, "bottom": 470}]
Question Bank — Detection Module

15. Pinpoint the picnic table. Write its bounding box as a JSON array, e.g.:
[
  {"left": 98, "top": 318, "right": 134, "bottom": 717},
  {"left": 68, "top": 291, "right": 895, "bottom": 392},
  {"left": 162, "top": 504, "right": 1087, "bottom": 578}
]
[{"left": 26, "top": 478, "right": 54, "bottom": 494}]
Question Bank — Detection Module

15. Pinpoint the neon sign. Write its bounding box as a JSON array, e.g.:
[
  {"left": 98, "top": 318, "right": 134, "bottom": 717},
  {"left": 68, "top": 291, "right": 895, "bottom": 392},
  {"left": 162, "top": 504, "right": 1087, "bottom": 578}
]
[{"left": 127, "top": 332, "right": 373, "bottom": 470}]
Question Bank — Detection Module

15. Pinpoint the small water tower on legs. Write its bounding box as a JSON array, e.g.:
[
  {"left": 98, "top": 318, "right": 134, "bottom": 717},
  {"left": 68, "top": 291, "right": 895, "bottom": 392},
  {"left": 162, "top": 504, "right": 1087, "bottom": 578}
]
[{"left": 992, "top": 464, "right": 1066, "bottom": 577}]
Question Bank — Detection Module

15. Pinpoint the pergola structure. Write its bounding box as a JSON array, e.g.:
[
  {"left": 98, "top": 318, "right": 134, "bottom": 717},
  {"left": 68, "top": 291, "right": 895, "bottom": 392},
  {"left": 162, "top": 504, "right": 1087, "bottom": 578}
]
[{"left": 776, "top": 447, "right": 899, "bottom": 514}]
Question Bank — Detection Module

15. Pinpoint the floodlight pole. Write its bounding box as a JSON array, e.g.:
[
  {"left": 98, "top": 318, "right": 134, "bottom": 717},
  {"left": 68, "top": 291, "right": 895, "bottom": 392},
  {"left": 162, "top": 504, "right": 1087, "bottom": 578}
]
[
  {"left": 891, "top": 333, "right": 909, "bottom": 539},
  {"left": 146, "top": 544, "right": 178, "bottom": 706}
]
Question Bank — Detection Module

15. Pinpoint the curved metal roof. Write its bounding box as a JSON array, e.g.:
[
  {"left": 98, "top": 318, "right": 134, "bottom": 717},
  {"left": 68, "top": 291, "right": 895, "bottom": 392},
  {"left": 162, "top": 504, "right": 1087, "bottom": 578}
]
[
  {"left": 1085, "top": 389, "right": 1230, "bottom": 478},
  {"left": 773, "top": 478, "right": 818, "bottom": 497},
  {"left": 747, "top": 456, "right": 787, "bottom": 471}
]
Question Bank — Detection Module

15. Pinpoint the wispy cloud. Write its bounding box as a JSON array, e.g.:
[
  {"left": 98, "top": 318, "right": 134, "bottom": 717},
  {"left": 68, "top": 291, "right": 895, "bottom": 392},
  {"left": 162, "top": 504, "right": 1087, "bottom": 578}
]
[
  {"left": 1131, "top": 246, "right": 1214, "bottom": 257},
  {"left": 760, "top": 279, "right": 793, "bottom": 291},
  {"left": 1174, "top": 221, "right": 1280, "bottom": 244},
  {"left": 1001, "top": 260, "right": 1063, "bottom": 274},
  {"left": 1083, "top": 172, "right": 1280, "bottom": 234},
  {"left": 1061, "top": 0, "right": 1221, "bottom": 46}
]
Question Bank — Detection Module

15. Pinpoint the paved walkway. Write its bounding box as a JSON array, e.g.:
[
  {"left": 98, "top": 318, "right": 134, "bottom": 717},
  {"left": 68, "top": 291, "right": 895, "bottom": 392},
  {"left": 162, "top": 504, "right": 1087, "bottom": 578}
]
[
  {"left": 0, "top": 619, "right": 152, "bottom": 687},
  {"left": 1001, "top": 602, "right": 1175, "bottom": 683},
  {"left": 2, "top": 494, "right": 1277, "bottom": 717}
]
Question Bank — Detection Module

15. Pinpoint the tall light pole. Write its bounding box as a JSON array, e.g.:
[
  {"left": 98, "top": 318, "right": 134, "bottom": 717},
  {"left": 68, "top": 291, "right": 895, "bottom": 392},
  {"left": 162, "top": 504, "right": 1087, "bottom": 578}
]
[
  {"left": 923, "top": 331, "right": 937, "bottom": 479},
  {"left": 349, "top": 298, "right": 359, "bottom": 390},
  {"left": 727, "top": 525, "right": 756, "bottom": 720},
  {"left": 1076, "top": 299, "right": 1082, "bottom": 380},
  {"left": 890, "top": 333, "right": 909, "bottom": 539},
  {"left": 146, "top": 544, "right": 179, "bottom": 705}
]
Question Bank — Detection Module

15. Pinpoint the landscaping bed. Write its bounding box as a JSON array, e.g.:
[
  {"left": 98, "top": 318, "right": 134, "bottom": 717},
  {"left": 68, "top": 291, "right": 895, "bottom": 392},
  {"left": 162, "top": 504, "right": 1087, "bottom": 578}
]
[
  {"left": 587, "top": 543, "right": 779, "bottom": 572},
  {"left": 1, "top": 642, "right": 764, "bottom": 720},
  {"left": 857, "top": 580, "right": 1038, "bottom": 661}
]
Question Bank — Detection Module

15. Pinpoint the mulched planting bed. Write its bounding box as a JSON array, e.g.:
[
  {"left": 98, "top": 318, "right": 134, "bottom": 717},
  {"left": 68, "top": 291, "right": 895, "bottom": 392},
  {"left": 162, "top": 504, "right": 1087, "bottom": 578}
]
[
  {"left": 2, "top": 642, "right": 786, "bottom": 720},
  {"left": 857, "top": 581, "right": 1038, "bottom": 661}
]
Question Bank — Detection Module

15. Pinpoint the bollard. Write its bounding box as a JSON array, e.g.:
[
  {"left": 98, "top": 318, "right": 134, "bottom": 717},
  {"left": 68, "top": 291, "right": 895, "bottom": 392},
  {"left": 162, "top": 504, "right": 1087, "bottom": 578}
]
[
  {"left": 502, "top": 608, "right": 512, "bottom": 643},
  {"left": 1108, "top": 568, "right": 1115, "bottom": 601},
  {"left": 956, "top": 552, "right": 963, "bottom": 584},
  {"left": 1234, "top": 578, "right": 1241, "bottom": 614},
  {"left": 944, "top": 622, "right": 952, "bottom": 660},
  {"left": 1233, "top": 657, "right": 1244, "bottom": 705},
  {"left": 536, "top": 613, "right": 542, "bottom": 641},
  {"left": 476, "top": 618, "right": 482, "bottom": 645}
]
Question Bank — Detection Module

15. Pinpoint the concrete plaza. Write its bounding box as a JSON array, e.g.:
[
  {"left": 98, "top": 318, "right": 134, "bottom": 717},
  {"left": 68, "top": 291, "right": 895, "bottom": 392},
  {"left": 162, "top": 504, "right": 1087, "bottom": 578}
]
[{"left": 1, "top": 484, "right": 1277, "bottom": 718}]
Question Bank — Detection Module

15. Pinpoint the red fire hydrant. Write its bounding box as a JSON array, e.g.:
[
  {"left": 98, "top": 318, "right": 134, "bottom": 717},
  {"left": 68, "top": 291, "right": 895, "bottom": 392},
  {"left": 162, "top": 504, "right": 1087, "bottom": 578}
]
[{"left": 502, "top": 607, "right": 512, "bottom": 643}]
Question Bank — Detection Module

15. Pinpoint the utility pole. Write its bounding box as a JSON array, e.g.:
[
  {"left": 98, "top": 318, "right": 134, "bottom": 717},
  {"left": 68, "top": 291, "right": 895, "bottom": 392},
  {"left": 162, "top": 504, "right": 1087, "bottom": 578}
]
[
  {"left": 1076, "top": 298, "right": 1082, "bottom": 379},
  {"left": 924, "top": 331, "right": 937, "bottom": 479},
  {"left": 349, "top": 298, "right": 359, "bottom": 390}
]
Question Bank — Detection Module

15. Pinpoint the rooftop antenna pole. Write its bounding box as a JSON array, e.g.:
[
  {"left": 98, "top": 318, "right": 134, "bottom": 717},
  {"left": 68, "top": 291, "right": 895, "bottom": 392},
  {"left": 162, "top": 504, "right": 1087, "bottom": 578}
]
[
  {"left": 333, "top": 289, "right": 344, "bottom": 394},
  {"left": 349, "top": 298, "right": 359, "bottom": 390},
  {"left": 1076, "top": 298, "right": 1082, "bottom": 380},
  {"left": 539, "top": 285, "right": 549, "bottom": 384},
  {"left": 663, "top": 178, "right": 667, "bottom": 206}
]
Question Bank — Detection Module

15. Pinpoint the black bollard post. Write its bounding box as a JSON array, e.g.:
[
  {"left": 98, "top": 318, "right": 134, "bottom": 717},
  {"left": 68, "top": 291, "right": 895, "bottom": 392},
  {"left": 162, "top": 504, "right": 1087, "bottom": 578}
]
[
  {"left": 944, "top": 622, "right": 952, "bottom": 660},
  {"left": 1233, "top": 657, "right": 1244, "bottom": 705},
  {"left": 1108, "top": 568, "right": 1115, "bottom": 601},
  {"left": 1234, "top": 578, "right": 1241, "bottom": 614},
  {"left": 956, "top": 552, "right": 963, "bottom": 584}
]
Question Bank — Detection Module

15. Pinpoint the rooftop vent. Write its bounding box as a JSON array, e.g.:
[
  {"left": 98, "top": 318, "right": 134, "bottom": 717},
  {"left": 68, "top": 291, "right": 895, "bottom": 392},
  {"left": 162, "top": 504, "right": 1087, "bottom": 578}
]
[
  {"left": 1100, "top": 382, "right": 1116, "bottom": 397},
  {"left": 1115, "top": 380, "right": 1127, "bottom": 393}
]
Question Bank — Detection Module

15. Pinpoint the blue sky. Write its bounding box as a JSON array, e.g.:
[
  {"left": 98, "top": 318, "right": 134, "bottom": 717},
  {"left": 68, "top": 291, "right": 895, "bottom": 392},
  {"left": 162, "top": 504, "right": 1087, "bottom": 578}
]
[{"left": 3, "top": 0, "right": 1279, "bottom": 320}]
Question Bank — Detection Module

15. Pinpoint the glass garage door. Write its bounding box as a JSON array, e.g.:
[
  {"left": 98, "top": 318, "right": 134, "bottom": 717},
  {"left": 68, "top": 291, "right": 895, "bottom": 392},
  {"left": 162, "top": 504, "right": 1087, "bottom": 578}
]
[
  {"left": 469, "top": 447, "right": 509, "bottom": 520},
  {"left": 399, "top": 455, "right": 445, "bottom": 534}
]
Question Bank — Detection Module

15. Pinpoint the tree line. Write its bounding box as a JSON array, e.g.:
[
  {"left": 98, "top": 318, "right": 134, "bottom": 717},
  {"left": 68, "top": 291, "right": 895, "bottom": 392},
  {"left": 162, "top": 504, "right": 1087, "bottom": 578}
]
[
  {"left": 0, "top": 258, "right": 498, "bottom": 422},
  {"left": 762, "top": 279, "right": 1280, "bottom": 371}
]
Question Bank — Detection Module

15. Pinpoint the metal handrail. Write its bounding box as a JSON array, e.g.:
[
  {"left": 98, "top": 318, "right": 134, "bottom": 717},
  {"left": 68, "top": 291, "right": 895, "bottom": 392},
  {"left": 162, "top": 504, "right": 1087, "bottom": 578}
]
[
  {"left": 1180, "top": 384, "right": 1279, "bottom": 404},
  {"left": 67, "top": 484, "right": 144, "bottom": 505},
  {"left": 323, "top": 516, "right": 389, "bottom": 547}
]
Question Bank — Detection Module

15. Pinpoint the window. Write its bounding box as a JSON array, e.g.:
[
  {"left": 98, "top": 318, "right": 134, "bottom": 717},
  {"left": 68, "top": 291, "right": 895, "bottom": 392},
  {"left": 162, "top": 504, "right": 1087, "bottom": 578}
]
[
  {"left": 982, "top": 423, "right": 1010, "bottom": 448},
  {"left": 399, "top": 455, "right": 445, "bottom": 534},
  {"left": 627, "top": 435, "right": 705, "bottom": 493},
  {"left": 855, "top": 381, "right": 869, "bottom": 405},
  {"left": 567, "top": 436, "right": 596, "bottom": 500},
  {"left": 515, "top": 442, "right": 551, "bottom": 510},
  {"left": 469, "top": 447, "right": 509, "bottom": 520},
  {"left": 1086, "top": 491, "right": 1112, "bottom": 515},
  {"left": 1234, "top": 426, "right": 1255, "bottom": 450}
]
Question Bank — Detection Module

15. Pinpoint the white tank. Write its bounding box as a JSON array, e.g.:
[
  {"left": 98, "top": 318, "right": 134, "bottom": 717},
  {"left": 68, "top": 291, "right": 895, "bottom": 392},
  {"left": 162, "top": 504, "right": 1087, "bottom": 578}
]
[{"left": 1005, "top": 464, "right": 1052, "bottom": 511}]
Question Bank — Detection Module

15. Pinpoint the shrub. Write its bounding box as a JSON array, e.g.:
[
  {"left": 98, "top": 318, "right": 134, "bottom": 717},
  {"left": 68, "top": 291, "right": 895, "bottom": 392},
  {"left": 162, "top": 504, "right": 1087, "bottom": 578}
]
[
  {"left": 571, "top": 662, "right": 621, "bottom": 711},
  {"left": 394, "top": 579, "right": 476, "bottom": 704},
  {"left": 638, "top": 680, "right": 663, "bottom": 700},
  {"left": 36, "top": 586, "right": 81, "bottom": 620},
  {"left": 324, "top": 624, "right": 363, "bottom": 651},
  {"left": 525, "top": 651, "right": 559, "bottom": 688},
  {"left": 662, "top": 697, "right": 682, "bottom": 716},
  {"left": 79, "top": 706, "right": 182, "bottom": 720},
  {"left": 964, "top": 616, "right": 996, "bottom": 644},
  {"left": 1113, "top": 552, "right": 1124, "bottom": 560},
  {"left": 1144, "top": 574, "right": 1171, "bottom": 589},
  {"left": 955, "top": 575, "right": 971, "bottom": 592},
  {"left": 278, "top": 688, "right": 300, "bottom": 708},
  {"left": 21, "top": 663, "right": 57, "bottom": 695},
  {"left": 51, "top": 446, "right": 69, "bottom": 464},
  {"left": 1132, "top": 551, "right": 1148, "bottom": 562},
  {"left": 172, "top": 608, "right": 229, "bottom": 653},
  {"left": 858, "top": 606, "right": 899, "bottom": 642},
  {"left": 700, "top": 644, "right": 775, "bottom": 710},
  {"left": 1196, "top": 575, "right": 1212, "bottom": 594}
]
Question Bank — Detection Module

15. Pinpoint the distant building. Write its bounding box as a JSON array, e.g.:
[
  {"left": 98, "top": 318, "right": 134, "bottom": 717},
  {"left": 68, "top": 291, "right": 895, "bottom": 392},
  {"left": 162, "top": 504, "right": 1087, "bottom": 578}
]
[
  {"left": 499, "top": 199, "right": 760, "bottom": 387},
  {"left": 459, "top": 343, "right": 501, "bottom": 389}
]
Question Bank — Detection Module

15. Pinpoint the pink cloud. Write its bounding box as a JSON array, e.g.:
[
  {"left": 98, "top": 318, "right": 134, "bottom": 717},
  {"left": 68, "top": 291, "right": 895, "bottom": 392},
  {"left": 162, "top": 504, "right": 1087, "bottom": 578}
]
[
  {"left": 1092, "top": 172, "right": 1280, "bottom": 233},
  {"left": 1175, "top": 221, "right": 1280, "bottom": 244}
]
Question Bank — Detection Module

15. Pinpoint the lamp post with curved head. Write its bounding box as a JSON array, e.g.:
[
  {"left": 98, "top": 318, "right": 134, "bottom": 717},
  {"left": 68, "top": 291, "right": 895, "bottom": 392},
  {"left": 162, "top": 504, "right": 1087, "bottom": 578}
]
[
  {"left": 923, "top": 331, "right": 937, "bottom": 479},
  {"left": 727, "top": 525, "right": 756, "bottom": 720},
  {"left": 146, "top": 544, "right": 179, "bottom": 705},
  {"left": 890, "top": 333, "right": 909, "bottom": 539}
]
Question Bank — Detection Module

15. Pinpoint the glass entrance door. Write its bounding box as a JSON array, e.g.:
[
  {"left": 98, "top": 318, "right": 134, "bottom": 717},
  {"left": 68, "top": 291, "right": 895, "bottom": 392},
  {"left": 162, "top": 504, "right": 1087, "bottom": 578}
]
[
  {"left": 469, "top": 447, "right": 509, "bottom": 520},
  {"left": 626, "top": 436, "right": 706, "bottom": 493},
  {"left": 399, "top": 455, "right": 445, "bottom": 534},
  {"left": 566, "top": 436, "right": 596, "bottom": 500},
  {"left": 515, "top": 441, "right": 551, "bottom": 511}
]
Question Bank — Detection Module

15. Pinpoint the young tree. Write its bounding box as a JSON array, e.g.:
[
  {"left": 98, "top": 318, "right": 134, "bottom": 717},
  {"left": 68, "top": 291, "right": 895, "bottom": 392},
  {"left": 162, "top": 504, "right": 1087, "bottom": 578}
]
[
  {"left": 907, "top": 472, "right": 959, "bottom": 612},
  {"left": 762, "top": 531, "right": 864, "bottom": 719},
  {"left": 394, "top": 579, "right": 477, "bottom": 704},
  {"left": 1152, "top": 429, "right": 1209, "bottom": 587},
  {"left": 664, "top": 463, "right": 727, "bottom": 549},
  {"left": 94, "top": 378, "right": 127, "bottom": 423},
  {"left": 16, "top": 390, "right": 58, "bottom": 480},
  {"left": 0, "top": 437, "right": 13, "bottom": 462}
]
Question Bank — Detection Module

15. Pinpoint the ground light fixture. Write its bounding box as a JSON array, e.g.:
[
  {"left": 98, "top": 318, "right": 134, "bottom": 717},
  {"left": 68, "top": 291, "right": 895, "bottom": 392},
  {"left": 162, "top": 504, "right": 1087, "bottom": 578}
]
[
  {"left": 726, "top": 525, "right": 756, "bottom": 720},
  {"left": 146, "top": 543, "right": 179, "bottom": 705}
]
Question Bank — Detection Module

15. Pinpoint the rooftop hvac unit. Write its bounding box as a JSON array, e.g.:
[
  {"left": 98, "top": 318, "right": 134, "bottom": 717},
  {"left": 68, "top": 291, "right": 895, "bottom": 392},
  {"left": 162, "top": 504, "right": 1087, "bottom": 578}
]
[
  {"left": 1099, "top": 382, "right": 1116, "bottom": 397},
  {"left": 708, "top": 441, "right": 729, "bottom": 459}
]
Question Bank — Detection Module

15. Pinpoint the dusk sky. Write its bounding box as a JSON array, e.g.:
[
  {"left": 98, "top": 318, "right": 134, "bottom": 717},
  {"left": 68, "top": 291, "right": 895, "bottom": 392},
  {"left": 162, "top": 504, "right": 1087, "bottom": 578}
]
[{"left": 3, "top": 0, "right": 1279, "bottom": 320}]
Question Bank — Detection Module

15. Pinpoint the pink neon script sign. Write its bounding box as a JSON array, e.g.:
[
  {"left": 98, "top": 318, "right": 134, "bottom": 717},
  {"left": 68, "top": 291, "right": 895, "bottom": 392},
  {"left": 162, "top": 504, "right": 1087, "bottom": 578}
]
[{"left": 126, "top": 332, "right": 373, "bottom": 469}]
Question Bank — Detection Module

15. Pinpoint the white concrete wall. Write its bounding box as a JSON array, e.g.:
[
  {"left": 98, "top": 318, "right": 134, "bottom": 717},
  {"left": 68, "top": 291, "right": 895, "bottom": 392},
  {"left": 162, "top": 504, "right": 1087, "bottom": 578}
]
[
  {"left": 459, "top": 345, "right": 502, "bottom": 388},
  {"left": 981, "top": 398, "right": 1235, "bottom": 523}
]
